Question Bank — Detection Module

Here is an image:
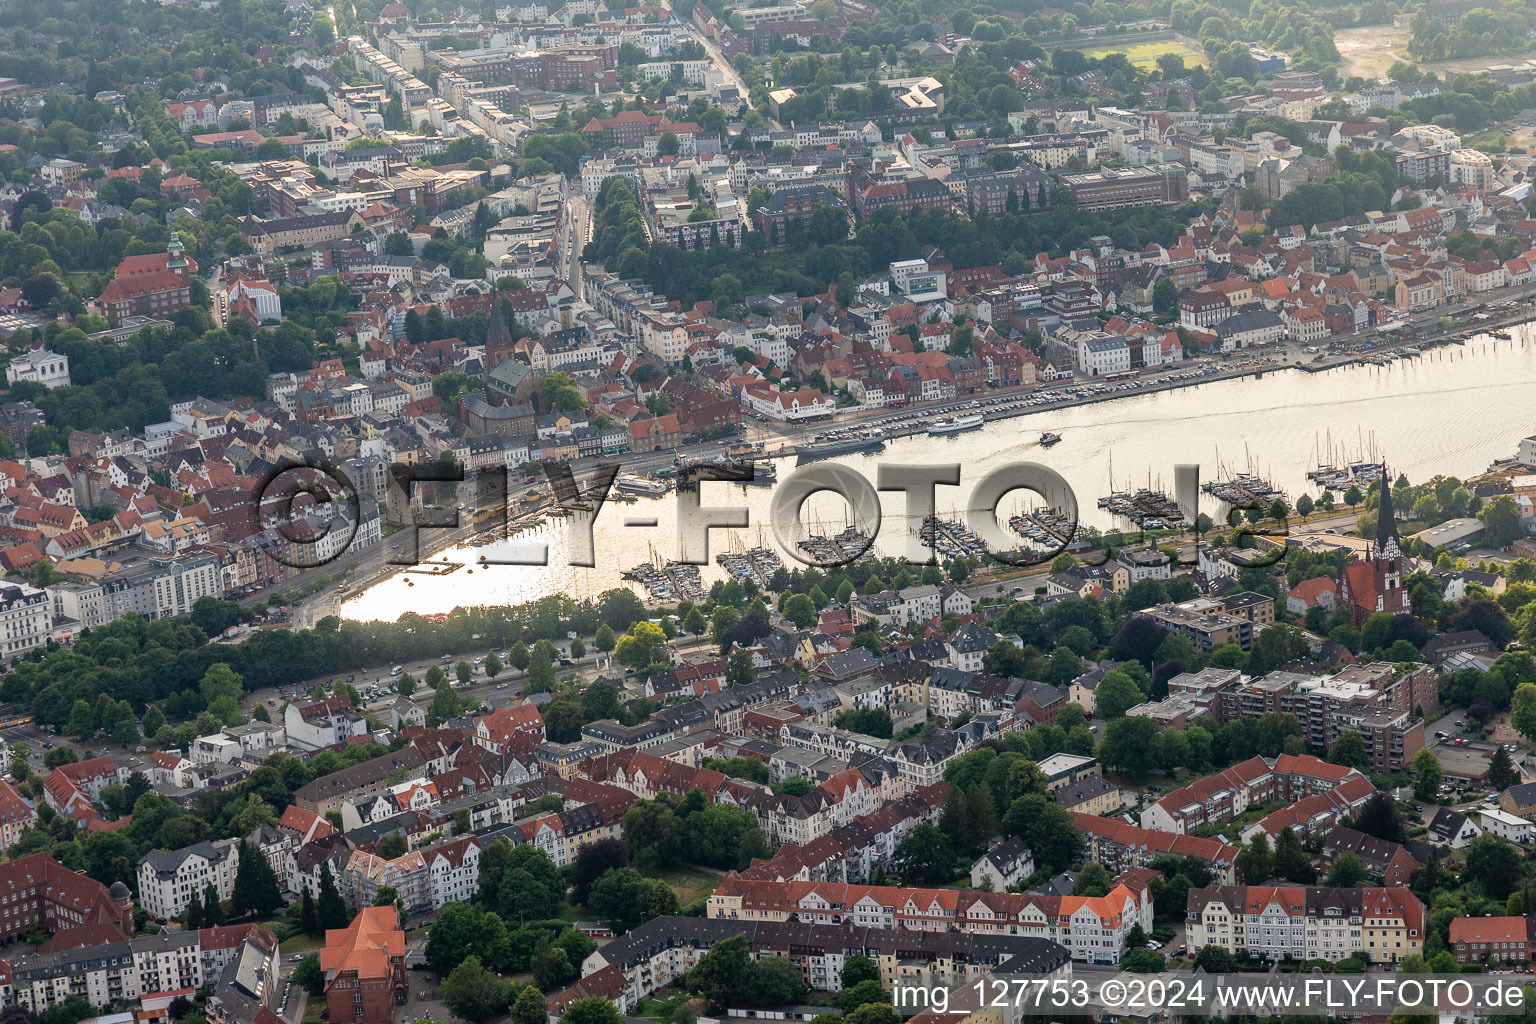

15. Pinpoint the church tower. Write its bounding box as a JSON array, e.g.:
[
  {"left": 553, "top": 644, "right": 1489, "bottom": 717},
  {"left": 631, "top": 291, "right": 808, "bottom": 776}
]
[
  {"left": 1335, "top": 470, "right": 1408, "bottom": 625},
  {"left": 1373, "top": 470, "right": 1403, "bottom": 599}
]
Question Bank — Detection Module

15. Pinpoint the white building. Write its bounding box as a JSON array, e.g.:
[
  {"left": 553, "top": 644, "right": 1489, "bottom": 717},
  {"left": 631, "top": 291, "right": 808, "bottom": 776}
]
[
  {"left": 5, "top": 348, "right": 71, "bottom": 388},
  {"left": 0, "top": 582, "right": 52, "bottom": 659},
  {"left": 1117, "top": 549, "right": 1173, "bottom": 584},
  {"left": 970, "top": 836, "right": 1035, "bottom": 890},
  {"left": 284, "top": 696, "right": 370, "bottom": 751},
  {"left": 1076, "top": 333, "right": 1131, "bottom": 377},
  {"left": 1480, "top": 807, "right": 1532, "bottom": 843},
  {"left": 137, "top": 838, "right": 242, "bottom": 920},
  {"left": 889, "top": 259, "right": 946, "bottom": 302},
  {"left": 1449, "top": 149, "right": 1495, "bottom": 191}
]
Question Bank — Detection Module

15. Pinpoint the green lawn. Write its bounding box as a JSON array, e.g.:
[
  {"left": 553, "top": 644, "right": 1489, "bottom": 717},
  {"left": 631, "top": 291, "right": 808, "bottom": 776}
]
[
  {"left": 635, "top": 994, "right": 694, "bottom": 1020},
  {"left": 646, "top": 867, "right": 719, "bottom": 905},
  {"left": 280, "top": 932, "right": 324, "bottom": 953},
  {"left": 1083, "top": 39, "right": 1209, "bottom": 69}
]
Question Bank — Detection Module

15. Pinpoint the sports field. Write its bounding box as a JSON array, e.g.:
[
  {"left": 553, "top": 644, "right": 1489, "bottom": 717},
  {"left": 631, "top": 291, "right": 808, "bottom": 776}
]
[{"left": 1082, "top": 39, "right": 1208, "bottom": 69}]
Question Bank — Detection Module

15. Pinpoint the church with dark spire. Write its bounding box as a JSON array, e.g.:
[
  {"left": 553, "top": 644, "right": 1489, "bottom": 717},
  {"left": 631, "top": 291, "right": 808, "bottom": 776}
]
[{"left": 1335, "top": 471, "right": 1407, "bottom": 626}]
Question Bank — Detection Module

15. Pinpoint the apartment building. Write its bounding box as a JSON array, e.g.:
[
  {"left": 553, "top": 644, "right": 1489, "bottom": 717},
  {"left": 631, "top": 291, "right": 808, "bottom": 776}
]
[
  {"left": 707, "top": 877, "right": 1151, "bottom": 964},
  {"left": 1145, "top": 599, "right": 1254, "bottom": 653},
  {"left": 7, "top": 925, "right": 278, "bottom": 1014},
  {"left": 0, "top": 581, "right": 50, "bottom": 659},
  {"left": 1208, "top": 663, "right": 1435, "bottom": 772},
  {"left": 1186, "top": 885, "right": 1424, "bottom": 964},
  {"left": 1142, "top": 753, "right": 1366, "bottom": 835},
  {"left": 293, "top": 748, "right": 429, "bottom": 816},
  {"left": 137, "top": 838, "right": 242, "bottom": 921},
  {"left": 285, "top": 696, "right": 371, "bottom": 751},
  {"left": 1071, "top": 813, "right": 1239, "bottom": 882}
]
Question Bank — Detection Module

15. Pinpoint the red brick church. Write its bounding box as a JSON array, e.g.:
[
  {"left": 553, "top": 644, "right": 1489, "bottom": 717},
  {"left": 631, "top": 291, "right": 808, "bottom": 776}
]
[{"left": 1336, "top": 472, "right": 1407, "bottom": 626}]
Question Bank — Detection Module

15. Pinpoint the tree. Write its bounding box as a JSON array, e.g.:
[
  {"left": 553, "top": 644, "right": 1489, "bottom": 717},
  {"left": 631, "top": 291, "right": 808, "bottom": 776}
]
[
  {"left": 1273, "top": 827, "right": 1310, "bottom": 883},
  {"left": 457, "top": 659, "right": 473, "bottom": 684},
  {"left": 532, "top": 937, "right": 574, "bottom": 991},
  {"left": 570, "top": 838, "right": 628, "bottom": 906},
  {"left": 844, "top": 1006, "right": 899, "bottom": 1024},
  {"left": 1514, "top": 683, "right": 1536, "bottom": 741},
  {"left": 1411, "top": 747, "right": 1442, "bottom": 802},
  {"left": 202, "top": 883, "right": 225, "bottom": 925},
  {"left": 293, "top": 954, "right": 325, "bottom": 996},
  {"left": 1354, "top": 792, "right": 1407, "bottom": 845},
  {"left": 690, "top": 935, "right": 753, "bottom": 1010},
  {"left": 1093, "top": 670, "right": 1144, "bottom": 720},
  {"left": 783, "top": 593, "right": 816, "bottom": 629},
  {"left": 1097, "top": 716, "right": 1161, "bottom": 779},
  {"left": 893, "top": 823, "right": 954, "bottom": 885},
  {"left": 841, "top": 954, "right": 880, "bottom": 988},
  {"left": 300, "top": 890, "right": 319, "bottom": 936},
  {"left": 595, "top": 623, "right": 616, "bottom": 652},
  {"left": 1237, "top": 833, "right": 1273, "bottom": 884},
  {"left": 512, "top": 986, "right": 548, "bottom": 1024},
  {"left": 1194, "top": 945, "right": 1237, "bottom": 973},
  {"left": 230, "top": 841, "right": 283, "bottom": 919},
  {"left": 318, "top": 861, "right": 350, "bottom": 931},
  {"left": 443, "top": 956, "right": 511, "bottom": 1023},
  {"left": 1327, "top": 730, "right": 1370, "bottom": 771},
  {"left": 683, "top": 607, "right": 707, "bottom": 635},
  {"left": 485, "top": 651, "right": 504, "bottom": 679},
  {"left": 185, "top": 889, "right": 204, "bottom": 929},
  {"left": 1152, "top": 277, "right": 1179, "bottom": 316},
  {"left": 428, "top": 678, "right": 465, "bottom": 727},
  {"left": 561, "top": 1000, "right": 624, "bottom": 1024},
  {"left": 588, "top": 867, "right": 678, "bottom": 930},
  {"left": 840, "top": 981, "right": 890, "bottom": 1014},
  {"left": 1073, "top": 862, "right": 1112, "bottom": 897},
  {"left": 428, "top": 902, "right": 512, "bottom": 976},
  {"left": 1480, "top": 495, "right": 1524, "bottom": 548},
  {"left": 1002, "top": 794, "right": 1083, "bottom": 874},
  {"left": 727, "top": 651, "right": 756, "bottom": 687},
  {"left": 1485, "top": 747, "right": 1519, "bottom": 796},
  {"left": 623, "top": 801, "right": 686, "bottom": 869},
  {"left": 1326, "top": 852, "right": 1368, "bottom": 887},
  {"left": 1464, "top": 833, "right": 1522, "bottom": 898},
  {"left": 1121, "top": 947, "right": 1166, "bottom": 973}
]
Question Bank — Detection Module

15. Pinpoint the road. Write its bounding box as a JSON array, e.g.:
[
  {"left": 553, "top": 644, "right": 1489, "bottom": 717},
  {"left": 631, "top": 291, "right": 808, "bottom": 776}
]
[
  {"left": 657, "top": 0, "right": 756, "bottom": 112},
  {"left": 561, "top": 191, "right": 589, "bottom": 299}
]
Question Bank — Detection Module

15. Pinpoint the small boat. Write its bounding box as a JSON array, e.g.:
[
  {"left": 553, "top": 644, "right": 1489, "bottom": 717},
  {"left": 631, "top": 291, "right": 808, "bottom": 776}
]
[
  {"left": 927, "top": 413, "right": 984, "bottom": 436},
  {"left": 615, "top": 473, "right": 669, "bottom": 497},
  {"left": 1040, "top": 432, "right": 1062, "bottom": 447},
  {"left": 795, "top": 429, "right": 885, "bottom": 459}
]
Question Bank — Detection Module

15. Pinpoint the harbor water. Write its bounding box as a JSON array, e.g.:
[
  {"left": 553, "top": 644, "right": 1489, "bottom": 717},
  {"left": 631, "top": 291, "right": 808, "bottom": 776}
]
[{"left": 342, "top": 332, "right": 1536, "bottom": 622}]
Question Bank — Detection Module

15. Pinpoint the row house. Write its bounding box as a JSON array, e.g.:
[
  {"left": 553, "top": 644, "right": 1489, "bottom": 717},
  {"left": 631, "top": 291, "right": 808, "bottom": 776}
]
[
  {"left": 1143, "top": 753, "right": 1366, "bottom": 834},
  {"left": 576, "top": 916, "right": 1069, "bottom": 1010},
  {"left": 707, "top": 877, "right": 1150, "bottom": 964},
  {"left": 1072, "top": 813, "right": 1238, "bottom": 882},
  {"left": 1187, "top": 885, "right": 1423, "bottom": 964},
  {"left": 1450, "top": 915, "right": 1536, "bottom": 966}
]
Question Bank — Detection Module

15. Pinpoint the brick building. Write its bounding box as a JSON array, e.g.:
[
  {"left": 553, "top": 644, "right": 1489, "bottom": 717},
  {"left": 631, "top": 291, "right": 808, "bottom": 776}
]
[
  {"left": 97, "top": 234, "right": 198, "bottom": 321},
  {"left": 321, "top": 906, "right": 407, "bottom": 1024}
]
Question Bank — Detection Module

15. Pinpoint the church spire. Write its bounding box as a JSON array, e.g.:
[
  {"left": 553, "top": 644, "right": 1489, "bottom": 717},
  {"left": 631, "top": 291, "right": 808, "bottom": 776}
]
[{"left": 1375, "top": 468, "right": 1399, "bottom": 552}]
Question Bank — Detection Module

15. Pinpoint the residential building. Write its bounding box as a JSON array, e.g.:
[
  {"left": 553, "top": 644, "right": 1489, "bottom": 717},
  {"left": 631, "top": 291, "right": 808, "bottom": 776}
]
[
  {"left": 137, "top": 838, "right": 242, "bottom": 921},
  {"left": 1186, "top": 885, "right": 1424, "bottom": 964}
]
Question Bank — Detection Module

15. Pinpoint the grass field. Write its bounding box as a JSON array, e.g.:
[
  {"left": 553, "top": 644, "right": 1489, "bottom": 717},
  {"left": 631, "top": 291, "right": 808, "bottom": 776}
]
[
  {"left": 1082, "top": 39, "right": 1208, "bottom": 69},
  {"left": 647, "top": 867, "right": 719, "bottom": 906}
]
